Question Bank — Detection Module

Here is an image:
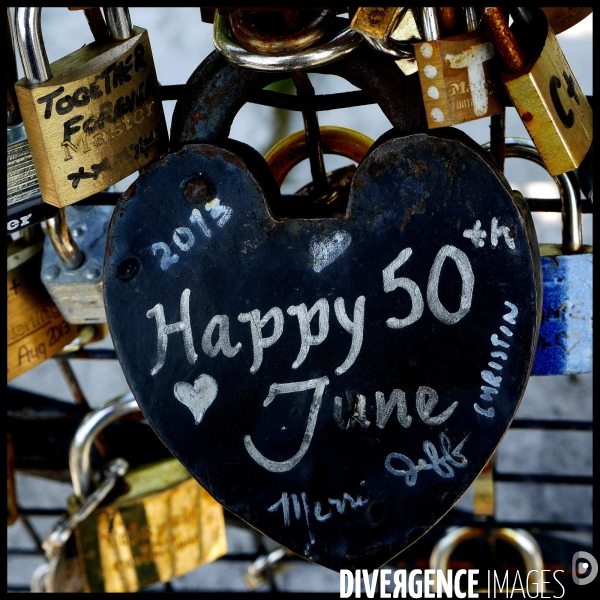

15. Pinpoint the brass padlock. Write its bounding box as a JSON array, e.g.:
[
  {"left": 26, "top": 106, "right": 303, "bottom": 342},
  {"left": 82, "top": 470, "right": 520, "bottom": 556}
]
[
  {"left": 14, "top": 7, "right": 168, "bottom": 208},
  {"left": 413, "top": 7, "right": 506, "bottom": 128},
  {"left": 481, "top": 7, "right": 593, "bottom": 176},
  {"left": 430, "top": 527, "right": 545, "bottom": 595},
  {"left": 41, "top": 204, "right": 112, "bottom": 324},
  {"left": 7, "top": 228, "right": 80, "bottom": 381},
  {"left": 43, "top": 393, "right": 228, "bottom": 593},
  {"left": 264, "top": 125, "right": 374, "bottom": 218}
]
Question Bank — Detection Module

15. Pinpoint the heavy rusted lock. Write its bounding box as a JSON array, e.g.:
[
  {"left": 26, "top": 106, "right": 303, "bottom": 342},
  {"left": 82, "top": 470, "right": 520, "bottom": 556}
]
[
  {"left": 103, "top": 49, "right": 541, "bottom": 571},
  {"left": 13, "top": 7, "right": 168, "bottom": 208},
  {"left": 481, "top": 7, "right": 593, "bottom": 176},
  {"left": 7, "top": 230, "right": 80, "bottom": 381},
  {"left": 413, "top": 7, "right": 506, "bottom": 129}
]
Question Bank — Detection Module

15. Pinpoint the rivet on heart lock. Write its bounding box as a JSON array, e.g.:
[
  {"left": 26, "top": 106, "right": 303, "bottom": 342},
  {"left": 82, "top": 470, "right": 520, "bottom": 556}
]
[{"left": 104, "top": 49, "right": 541, "bottom": 572}]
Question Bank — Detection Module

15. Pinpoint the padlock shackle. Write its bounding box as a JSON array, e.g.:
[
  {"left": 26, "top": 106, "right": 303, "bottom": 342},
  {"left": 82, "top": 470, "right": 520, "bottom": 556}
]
[
  {"left": 15, "top": 7, "right": 51, "bottom": 83},
  {"left": 430, "top": 526, "right": 545, "bottom": 593},
  {"left": 420, "top": 7, "right": 440, "bottom": 41},
  {"left": 69, "top": 392, "right": 139, "bottom": 501},
  {"left": 103, "top": 7, "right": 132, "bottom": 40},
  {"left": 15, "top": 7, "right": 133, "bottom": 84},
  {"left": 214, "top": 10, "right": 362, "bottom": 72},
  {"left": 46, "top": 208, "right": 85, "bottom": 271},
  {"left": 500, "top": 138, "right": 583, "bottom": 254},
  {"left": 171, "top": 47, "right": 427, "bottom": 150}
]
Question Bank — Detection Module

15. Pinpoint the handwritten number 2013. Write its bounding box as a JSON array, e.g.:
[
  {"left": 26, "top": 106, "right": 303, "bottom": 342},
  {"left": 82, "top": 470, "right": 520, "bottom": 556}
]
[{"left": 383, "top": 244, "right": 475, "bottom": 328}]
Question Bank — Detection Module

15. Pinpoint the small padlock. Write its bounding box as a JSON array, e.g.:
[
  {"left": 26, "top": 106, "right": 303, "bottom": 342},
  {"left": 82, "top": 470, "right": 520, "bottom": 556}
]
[
  {"left": 7, "top": 228, "right": 80, "bottom": 381},
  {"left": 413, "top": 7, "right": 506, "bottom": 129},
  {"left": 40, "top": 204, "right": 113, "bottom": 324},
  {"left": 495, "top": 139, "right": 593, "bottom": 375},
  {"left": 430, "top": 526, "right": 545, "bottom": 595},
  {"left": 43, "top": 393, "right": 228, "bottom": 593},
  {"left": 13, "top": 7, "right": 168, "bottom": 208},
  {"left": 264, "top": 125, "right": 374, "bottom": 218},
  {"left": 481, "top": 7, "right": 593, "bottom": 176},
  {"left": 7, "top": 7, "right": 58, "bottom": 233}
]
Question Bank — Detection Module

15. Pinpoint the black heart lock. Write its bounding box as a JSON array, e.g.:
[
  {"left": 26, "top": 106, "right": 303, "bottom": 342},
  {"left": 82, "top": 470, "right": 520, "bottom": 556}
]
[{"left": 104, "top": 50, "right": 541, "bottom": 572}]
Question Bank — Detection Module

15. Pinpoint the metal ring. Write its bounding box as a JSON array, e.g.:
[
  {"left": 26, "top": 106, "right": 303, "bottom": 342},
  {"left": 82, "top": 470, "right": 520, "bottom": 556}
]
[
  {"left": 213, "top": 10, "right": 362, "bottom": 71},
  {"left": 483, "top": 137, "right": 583, "bottom": 253},
  {"left": 264, "top": 125, "right": 374, "bottom": 186},
  {"left": 69, "top": 392, "right": 139, "bottom": 500},
  {"left": 15, "top": 7, "right": 51, "bottom": 83},
  {"left": 430, "top": 526, "right": 545, "bottom": 594},
  {"left": 46, "top": 208, "right": 85, "bottom": 271},
  {"left": 230, "top": 9, "right": 335, "bottom": 55}
]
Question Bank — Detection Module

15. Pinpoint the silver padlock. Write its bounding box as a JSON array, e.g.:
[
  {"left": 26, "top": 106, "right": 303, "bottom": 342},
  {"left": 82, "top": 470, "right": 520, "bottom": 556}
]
[
  {"left": 40, "top": 204, "right": 113, "bottom": 323},
  {"left": 7, "top": 7, "right": 58, "bottom": 233},
  {"left": 492, "top": 139, "right": 592, "bottom": 375},
  {"left": 39, "top": 393, "right": 137, "bottom": 593}
]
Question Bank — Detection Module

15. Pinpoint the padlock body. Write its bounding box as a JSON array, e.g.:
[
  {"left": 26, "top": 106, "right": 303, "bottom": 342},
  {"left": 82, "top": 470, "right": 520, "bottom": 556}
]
[
  {"left": 415, "top": 33, "right": 506, "bottom": 129},
  {"left": 8, "top": 239, "right": 80, "bottom": 380},
  {"left": 71, "top": 458, "right": 227, "bottom": 593},
  {"left": 41, "top": 205, "right": 113, "bottom": 324},
  {"left": 501, "top": 14, "right": 593, "bottom": 176},
  {"left": 531, "top": 245, "right": 593, "bottom": 375},
  {"left": 14, "top": 27, "right": 168, "bottom": 208}
]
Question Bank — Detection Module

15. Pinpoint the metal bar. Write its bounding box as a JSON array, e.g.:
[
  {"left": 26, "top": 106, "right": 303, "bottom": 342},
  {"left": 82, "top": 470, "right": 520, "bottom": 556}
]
[
  {"left": 55, "top": 358, "right": 90, "bottom": 408},
  {"left": 19, "top": 515, "right": 44, "bottom": 553},
  {"left": 53, "top": 348, "right": 118, "bottom": 360},
  {"left": 494, "top": 473, "right": 592, "bottom": 485},
  {"left": 510, "top": 419, "right": 593, "bottom": 430},
  {"left": 291, "top": 72, "right": 328, "bottom": 196},
  {"left": 489, "top": 111, "right": 506, "bottom": 172}
]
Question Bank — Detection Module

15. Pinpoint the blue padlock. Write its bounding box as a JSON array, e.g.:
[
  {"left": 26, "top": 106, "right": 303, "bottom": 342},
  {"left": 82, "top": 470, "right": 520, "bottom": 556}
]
[{"left": 501, "top": 139, "right": 592, "bottom": 375}]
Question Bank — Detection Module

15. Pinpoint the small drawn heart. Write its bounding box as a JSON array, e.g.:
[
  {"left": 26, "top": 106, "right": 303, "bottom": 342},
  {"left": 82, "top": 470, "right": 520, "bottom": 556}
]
[
  {"left": 174, "top": 374, "right": 218, "bottom": 424},
  {"left": 309, "top": 230, "right": 352, "bottom": 273}
]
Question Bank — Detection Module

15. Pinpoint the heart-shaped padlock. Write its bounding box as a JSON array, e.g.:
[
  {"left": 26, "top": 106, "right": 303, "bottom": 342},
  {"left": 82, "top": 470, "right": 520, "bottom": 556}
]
[{"left": 104, "top": 49, "right": 541, "bottom": 572}]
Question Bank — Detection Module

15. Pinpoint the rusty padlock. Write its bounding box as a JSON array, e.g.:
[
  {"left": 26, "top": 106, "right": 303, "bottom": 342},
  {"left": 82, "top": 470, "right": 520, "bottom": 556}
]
[
  {"left": 14, "top": 7, "right": 168, "bottom": 208},
  {"left": 103, "top": 45, "right": 542, "bottom": 571},
  {"left": 481, "top": 7, "right": 593, "bottom": 176},
  {"left": 413, "top": 7, "right": 506, "bottom": 129}
]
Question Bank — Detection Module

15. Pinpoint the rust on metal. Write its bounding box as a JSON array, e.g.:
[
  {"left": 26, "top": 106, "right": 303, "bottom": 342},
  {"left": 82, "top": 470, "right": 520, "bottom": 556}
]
[
  {"left": 480, "top": 7, "right": 525, "bottom": 73},
  {"left": 438, "top": 7, "right": 457, "bottom": 32}
]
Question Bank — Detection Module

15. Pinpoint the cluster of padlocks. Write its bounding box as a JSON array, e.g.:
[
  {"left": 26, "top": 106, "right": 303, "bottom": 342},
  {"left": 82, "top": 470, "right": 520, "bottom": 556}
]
[{"left": 7, "top": 7, "right": 593, "bottom": 594}]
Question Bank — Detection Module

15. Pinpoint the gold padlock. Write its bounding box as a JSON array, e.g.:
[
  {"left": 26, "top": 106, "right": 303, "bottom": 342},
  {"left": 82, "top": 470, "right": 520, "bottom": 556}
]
[
  {"left": 7, "top": 229, "right": 80, "bottom": 381},
  {"left": 43, "top": 393, "right": 228, "bottom": 593},
  {"left": 14, "top": 7, "right": 168, "bottom": 208},
  {"left": 264, "top": 125, "right": 374, "bottom": 218},
  {"left": 414, "top": 7, "right": 507, "bottom": 129},
  {"left": 481, "top": 7, "right": 593, "bottom": 176}
]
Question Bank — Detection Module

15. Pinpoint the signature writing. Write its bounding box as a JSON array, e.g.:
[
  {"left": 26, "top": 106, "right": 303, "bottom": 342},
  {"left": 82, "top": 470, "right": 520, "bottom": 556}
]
[
  {"left": 268, "top": 487, "right": 369, "bottom": 545},
  {"left": 385, "top": 432, "right": 468, "bottom": 486}
]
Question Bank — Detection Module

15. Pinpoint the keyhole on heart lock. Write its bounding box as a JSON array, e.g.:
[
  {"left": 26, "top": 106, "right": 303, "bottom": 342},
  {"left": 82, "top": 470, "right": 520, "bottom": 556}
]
[{"left": 116, "top": 257, "right": 141, "bottom": 283}]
